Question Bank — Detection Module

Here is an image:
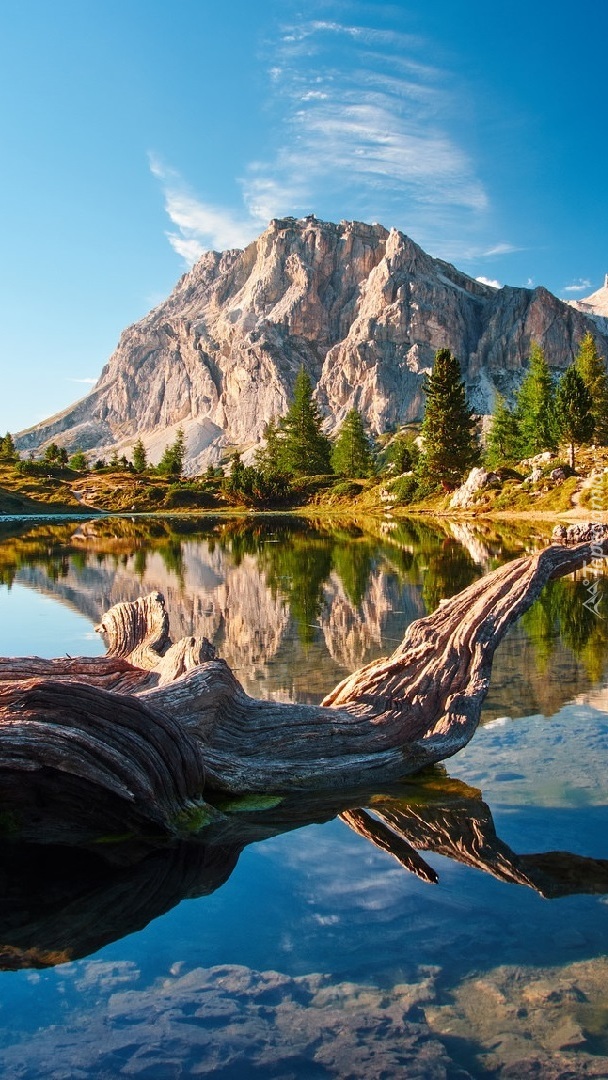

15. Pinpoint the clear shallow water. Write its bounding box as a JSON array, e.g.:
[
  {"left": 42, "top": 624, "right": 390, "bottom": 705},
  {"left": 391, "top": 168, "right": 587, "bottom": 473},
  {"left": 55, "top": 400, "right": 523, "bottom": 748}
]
[{"left": 0, "top": 514, "right": 607, "bottom": 1077}]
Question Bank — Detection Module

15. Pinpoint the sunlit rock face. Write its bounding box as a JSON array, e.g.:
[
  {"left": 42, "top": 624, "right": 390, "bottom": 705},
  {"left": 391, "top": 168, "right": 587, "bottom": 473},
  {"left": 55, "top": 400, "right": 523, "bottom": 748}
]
[
  {"left": 15, "top": 217, "right": 606, "bottom": 468},
  {"left": 567, "top": 274, "right": 608, "bottom": 334}
]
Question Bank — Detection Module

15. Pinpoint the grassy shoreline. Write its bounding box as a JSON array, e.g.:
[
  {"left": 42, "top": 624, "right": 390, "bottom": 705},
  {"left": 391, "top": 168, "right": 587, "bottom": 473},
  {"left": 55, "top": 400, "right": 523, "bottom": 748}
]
[{"left": 1, "top": 452, "right": 607, "bottom": 524}]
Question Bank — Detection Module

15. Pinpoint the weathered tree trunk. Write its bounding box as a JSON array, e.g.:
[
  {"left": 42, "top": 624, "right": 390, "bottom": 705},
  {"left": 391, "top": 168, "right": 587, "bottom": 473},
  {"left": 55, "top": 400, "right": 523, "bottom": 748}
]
[{"left": 0, "top": 530, "right": 605, "bottom": 842}]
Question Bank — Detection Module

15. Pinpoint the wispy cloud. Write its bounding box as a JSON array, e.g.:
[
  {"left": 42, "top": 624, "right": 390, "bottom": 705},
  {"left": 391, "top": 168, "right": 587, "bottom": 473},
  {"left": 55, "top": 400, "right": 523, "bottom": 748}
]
[
  {"left": 476, "top": 276, "right": 502, "bottom": 289},
  {"left": 563, "top": 279, "right": 591, "bottom": 293},
  {"left": 149, "top": 155, "right": 264, "bottom": 264},
  {"left": 481, "top": 242, "right": 520, "bottom": 257},
  {"left": 67, "top": 377, "right": 97, "bottom": 384},
  {"left": 150, "top": 15, "right": 492, "bottom": 265},
  {"left": 241, "top": 19, "right": 488, "bottom": 235}
]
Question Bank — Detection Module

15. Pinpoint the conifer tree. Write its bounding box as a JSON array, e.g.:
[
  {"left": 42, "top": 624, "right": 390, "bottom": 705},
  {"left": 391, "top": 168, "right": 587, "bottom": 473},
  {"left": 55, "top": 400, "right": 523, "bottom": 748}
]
[
  {"left": 419, "top": 348, "right": 479, "bottom": 489},
  {"left": 485, "top": 394, "right": 521, "bottom": 466},
  {"left": 331, "top": 410, "right": 375, "bottom": 477},
  {"left": 254, "top": 419, "right": 285, "bottom": 476},
  {"left": 43, "top": 443, "right": 68, "bottom": 465},
  {"left": 226, "top": 451, "right": 245, "bottom": 495},
  {"left": 132, "top": 438, "right": 148, "bottom": 474},
  {"left": 0, "top": 433, "right": 17, "bottom": 461},
  {"left": 68, "top": 450, "right": 88, "bottom": 472},
  {"left": 555, "top": 365, "right": 594, "bottom": 470},
  {"left": 381, "top": 430, "right": 418, "bottom": 475},
  {"left": 158, "top": 428, "right": 186, "bottom": 477},
  {"left": 575, "top": 332, "right": 608, "bottom": 445},
  {"left": 278, "top": 368, "right": 332, "bottom": 476},
  {"left": 515, "top": 342, "right": 557, "bottom": 455}
]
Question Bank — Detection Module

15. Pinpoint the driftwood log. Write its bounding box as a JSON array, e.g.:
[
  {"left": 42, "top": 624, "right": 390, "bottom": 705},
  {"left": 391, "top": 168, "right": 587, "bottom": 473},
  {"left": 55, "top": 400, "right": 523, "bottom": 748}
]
[{"left": 0, "top": 529, "right": 606, "bottom": 844}]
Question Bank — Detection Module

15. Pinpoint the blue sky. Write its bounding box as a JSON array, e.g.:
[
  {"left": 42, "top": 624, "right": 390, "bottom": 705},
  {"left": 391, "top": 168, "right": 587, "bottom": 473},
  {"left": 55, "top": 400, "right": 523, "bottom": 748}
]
[{"left": 1, "top": 0, "right": 607, "bottom": 434}]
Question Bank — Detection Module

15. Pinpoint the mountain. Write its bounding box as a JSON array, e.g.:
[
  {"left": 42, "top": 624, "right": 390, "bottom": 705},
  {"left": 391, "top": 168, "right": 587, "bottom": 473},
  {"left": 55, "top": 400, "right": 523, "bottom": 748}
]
[
  {"left": 15, "top": 217, "right": 608, "bottom": 471},
  {"left": 567, "top": 275, "right": 608, "bottom": 333}
]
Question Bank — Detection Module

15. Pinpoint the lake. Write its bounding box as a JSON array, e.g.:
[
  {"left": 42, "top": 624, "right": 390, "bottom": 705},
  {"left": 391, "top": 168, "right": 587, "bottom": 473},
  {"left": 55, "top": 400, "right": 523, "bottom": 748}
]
[{"left": 0, "top": 513, "right": 607, "bottom": 1078}]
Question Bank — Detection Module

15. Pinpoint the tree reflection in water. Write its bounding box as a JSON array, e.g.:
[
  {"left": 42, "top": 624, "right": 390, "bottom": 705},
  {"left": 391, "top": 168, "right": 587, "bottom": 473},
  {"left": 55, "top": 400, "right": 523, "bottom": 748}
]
[{"left": 1, "top": 768, "right": 607, "bottom": 972}]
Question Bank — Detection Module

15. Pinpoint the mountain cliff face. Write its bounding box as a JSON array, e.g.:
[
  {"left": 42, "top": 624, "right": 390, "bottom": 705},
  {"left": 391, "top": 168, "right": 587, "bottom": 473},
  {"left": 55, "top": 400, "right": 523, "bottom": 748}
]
[{"left": 16, "top": 217, "right": 608, "bottom": 470}]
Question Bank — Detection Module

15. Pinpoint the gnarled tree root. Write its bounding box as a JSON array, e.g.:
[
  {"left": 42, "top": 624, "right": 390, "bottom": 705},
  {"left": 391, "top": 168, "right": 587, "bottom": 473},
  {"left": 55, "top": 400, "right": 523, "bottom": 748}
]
[{"left": 0, "top": 531, "right": 605, "bottom": 842}]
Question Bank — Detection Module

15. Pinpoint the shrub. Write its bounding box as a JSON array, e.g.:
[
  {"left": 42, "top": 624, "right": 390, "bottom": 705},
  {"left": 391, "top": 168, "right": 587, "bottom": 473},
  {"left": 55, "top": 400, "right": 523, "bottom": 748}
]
[
  {"left": 331, "top": 480, "right": 361, "bottom": 498},
  {"left": 163, "top": 484, "right": 216, "bottom": 509},
  {"left": 388, "top": 474, "right": 419, "bottom": 504},
  {"left": 14, "top": 460, "right": 73, "bottom": 479},
  {"left": 143, "top": 485, "right": 166, "bottom": 503}
]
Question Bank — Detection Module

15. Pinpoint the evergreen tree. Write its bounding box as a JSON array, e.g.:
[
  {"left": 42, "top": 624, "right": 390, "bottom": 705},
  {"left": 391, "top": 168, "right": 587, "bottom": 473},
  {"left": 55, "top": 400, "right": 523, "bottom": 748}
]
[
  {"left": 555, "top": 365, "right": 594, "bottom": 469},
  {"left": 68, "top": 450, "right": 88, "bottom": 471},
  {"left": 515, "top": 341, "right": 557, "bottom": 455},
  {"left": 0, "top": 433, "right": 18, "bottom": 461},
  {"left": 254, "top": 419, "right": 286, "bottom": 476},
  {"left": 381, "top": 430, "right": 418, "bottom": 475},
  {"left": 226, "top": 451, "right": 245, "bottom": 495},
  {"left": 485, "top": 394, "right": 521, "bottom": 466},
  {"left": 331, "top": 410, "right": 375, "bottom": 477},
  {"left": 419, "top": 348, "right": 479, "bottom": 489},
  {"left": 132, "top": 438, "right": 148, "bottom": 473},
  {"left": 158, "top": 428, "right": 186, "bottom": 477},
  {"left": 278, "top": 368, "right": 332, "bottom": 476},
  {"left": 575, "top": 331, "right": 608, "bottom": 445},
  {"left": 43, "top": 443, "right": 68, "bottom": 465}
]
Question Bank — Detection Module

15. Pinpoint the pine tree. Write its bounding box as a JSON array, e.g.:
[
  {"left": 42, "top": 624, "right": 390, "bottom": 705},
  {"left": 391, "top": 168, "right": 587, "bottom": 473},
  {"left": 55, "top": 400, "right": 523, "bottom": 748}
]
[
  {"left": 42, "top": 444, "right": 68, "bottom": 465},
  {"left": 575, "top": 331, "right": 608, "bottom": 445},
  {"left": 381, "top": 431, "right": 418, "bottom": 475},
  {"left": 226, "top": 451, "right": 245, "bottom": 495},
  {"left": 158, "top": 428, "right": 186, "bottom": 477},
  {"left": 132, "top": 438, "right": 148, "bottom": 474},
  {"left": 68, "top": 450, "right": 88, "bottom": 471},
  {"left": 485, "top": 394, "right": 521, "bottom": 466},
  {"left": 555, "top": 365, "right": 594, "bottom": 470},
  {"left": 515, "top": 341, "right": 557, "bottom": 456},
  {"left": 278, "top": 368, "right": 332, "bottom": 476},
  {"left": 254, "top": 419, "right": 285, "bottom": 476},
  {"left": 0, "top": 433, "right": 17, "bottom": 461},
  {"left": 331, "top": 410, "right": 375, "bottom": 477},
  {"left": 419, "top": 348, "right": 479, "bottom": 489}
]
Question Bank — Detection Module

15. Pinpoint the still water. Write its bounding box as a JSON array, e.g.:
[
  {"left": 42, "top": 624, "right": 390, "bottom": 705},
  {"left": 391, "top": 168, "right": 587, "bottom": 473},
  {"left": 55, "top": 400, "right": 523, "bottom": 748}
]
[{"left": 0, "top": 513, "right": 608, "bottom": 1078}]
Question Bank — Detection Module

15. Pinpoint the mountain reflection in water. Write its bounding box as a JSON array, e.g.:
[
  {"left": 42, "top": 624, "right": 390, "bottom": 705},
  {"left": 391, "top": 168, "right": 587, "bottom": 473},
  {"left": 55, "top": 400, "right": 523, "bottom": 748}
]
[
  {"left": 1, "top": 513, "right": 607, "bottom": 718},
  {"left": 2, "top": 514, "right": 608, "bottom": 1078}
]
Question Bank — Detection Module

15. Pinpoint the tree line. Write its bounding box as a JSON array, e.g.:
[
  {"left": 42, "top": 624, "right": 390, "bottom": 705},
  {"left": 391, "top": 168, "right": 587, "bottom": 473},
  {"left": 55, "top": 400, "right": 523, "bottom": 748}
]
[
  {"left": 1, "top": 330, "right": 606, "bottom": 499},
  {"left": 0, "top": 430, "right": 188, "bottom": 479},
  {"left": 413, "top": 331, "right": 607, "bottom": 492}
]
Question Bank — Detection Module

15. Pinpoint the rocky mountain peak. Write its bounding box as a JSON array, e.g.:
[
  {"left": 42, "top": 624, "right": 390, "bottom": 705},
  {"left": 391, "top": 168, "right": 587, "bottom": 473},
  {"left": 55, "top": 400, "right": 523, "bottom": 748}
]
[
  {"left": 15, "top": 217, "right": 608, "bottom": 472},
  {"left": 568, "top": 277, "right": 608, "bottom": 326}
]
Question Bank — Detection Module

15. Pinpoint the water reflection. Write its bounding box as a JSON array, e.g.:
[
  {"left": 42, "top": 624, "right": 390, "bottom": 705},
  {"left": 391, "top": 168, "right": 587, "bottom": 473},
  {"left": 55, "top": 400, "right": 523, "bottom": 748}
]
[
  {"left": 2, "top": 515, "right": 608, "bottom": 1077},
  {"left": 2, "top": 768, "right": 607, "bottom": 972},
  {"left": 1, "top": 514, "right": 606, "bottom": 714}
]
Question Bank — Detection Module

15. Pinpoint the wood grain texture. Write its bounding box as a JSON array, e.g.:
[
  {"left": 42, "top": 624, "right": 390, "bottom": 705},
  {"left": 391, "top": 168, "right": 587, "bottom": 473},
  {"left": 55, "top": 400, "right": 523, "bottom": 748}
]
[{"left": 0, "top": 532, "right": 605, "bottom": 840}]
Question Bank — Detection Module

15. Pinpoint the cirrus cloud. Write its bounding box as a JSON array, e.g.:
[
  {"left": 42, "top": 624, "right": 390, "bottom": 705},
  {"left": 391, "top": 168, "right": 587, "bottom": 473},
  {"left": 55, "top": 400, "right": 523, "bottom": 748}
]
[{"left": 150, "top": 15, "right": 492, "bottom": 267}]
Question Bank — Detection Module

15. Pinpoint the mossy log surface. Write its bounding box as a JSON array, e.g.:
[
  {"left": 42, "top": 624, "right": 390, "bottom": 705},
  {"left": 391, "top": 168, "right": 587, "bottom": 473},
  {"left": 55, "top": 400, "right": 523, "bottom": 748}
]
[{"left": 0, "top": 532, "right": 605, "bottom": 843}]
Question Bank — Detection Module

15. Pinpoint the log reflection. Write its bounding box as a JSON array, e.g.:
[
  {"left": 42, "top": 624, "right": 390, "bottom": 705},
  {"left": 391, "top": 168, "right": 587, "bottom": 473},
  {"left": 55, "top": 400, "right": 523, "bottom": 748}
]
[{"left": 0, "top": 771, "right": 607, "bottom": 971}]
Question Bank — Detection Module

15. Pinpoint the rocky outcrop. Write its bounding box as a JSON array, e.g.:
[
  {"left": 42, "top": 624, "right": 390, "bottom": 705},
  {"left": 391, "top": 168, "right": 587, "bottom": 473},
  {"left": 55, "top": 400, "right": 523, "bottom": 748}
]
[
  {"left": 449, "top": 467, "right": 500, "bottom": 510},
  {"left": 16, "top": 217, "right": 608, "bottom": 470}
]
